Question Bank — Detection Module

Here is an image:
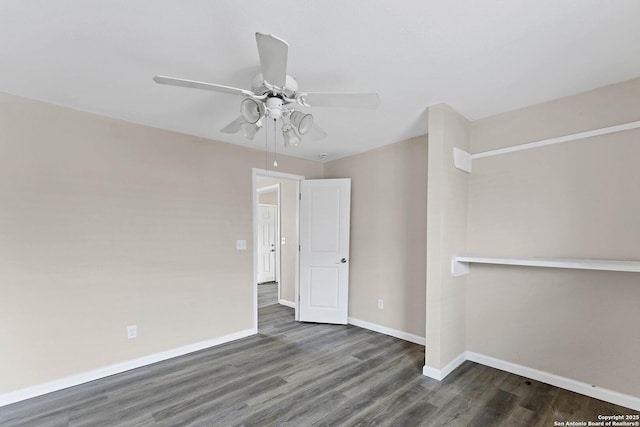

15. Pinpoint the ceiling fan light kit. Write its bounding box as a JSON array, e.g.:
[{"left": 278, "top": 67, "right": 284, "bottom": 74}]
[
  {"left": 290, "top": 110, "right": 313, "bottom": 135},
  {"left": 264, "top": 97, "right": 284, "bottom": 121},
  {"left": 240, "top": 98, "right": 264, "bottom": 124},
  {"left": 240, "top": 121, "right": 262, "bottom": 141},
  {"left": 283, "top": 125, "right": 302, "bottom": 148},
  {"left": 154, "top": 32, "right": 379, "bottom": 154}
]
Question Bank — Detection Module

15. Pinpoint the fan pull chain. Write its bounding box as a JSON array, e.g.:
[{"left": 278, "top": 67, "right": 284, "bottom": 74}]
[
  {"left": 265, "top": 117, "right": 269, "bottom": 172},
  {"left": 273, "top": 119, "right": 278, "bottom": 167}
]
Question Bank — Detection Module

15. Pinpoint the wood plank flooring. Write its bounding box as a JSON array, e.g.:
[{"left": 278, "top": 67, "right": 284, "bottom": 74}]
[
  {"left": 257, "top": 282, "right": 278, "bottom": 308},
  {"left": 1, "top": 291, "right": 637, "bottom": 426}
]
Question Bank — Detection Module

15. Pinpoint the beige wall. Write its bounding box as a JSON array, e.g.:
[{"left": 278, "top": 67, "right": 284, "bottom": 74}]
[
  {"left": 257, "top": 178, "right": 298, "bottom": 303},
  {"left": 258, "top": 190, "right": 277, "bottom": 205},
  {"left": 424, "top": 104, "right": 470, "bottom": 370},
  {"left": 466, "top": 77, "right": 640, "bottom": 397},
  {"left": 324, "top": 136, "right": 427, "bottom": 338},
  {"left": 0, "top": 92, "right": 322, "bottom": 394}
]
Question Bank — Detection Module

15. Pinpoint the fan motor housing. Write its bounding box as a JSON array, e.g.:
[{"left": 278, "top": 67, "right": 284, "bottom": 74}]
[{"left": 251, "top": 73, "right": 299, "bottom": 99}]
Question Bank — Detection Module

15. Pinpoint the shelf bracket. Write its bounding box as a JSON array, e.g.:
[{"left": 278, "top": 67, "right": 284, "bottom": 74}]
[
  {"left": 453, "top": 148, "right": 472, "bottom": 173},
  {"left": 451, "top": 257, "right": 470, "bottom": 277}
]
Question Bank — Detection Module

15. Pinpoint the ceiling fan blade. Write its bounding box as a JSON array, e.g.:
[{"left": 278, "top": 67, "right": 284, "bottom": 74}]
[
  {"left": 301, "top": 92, "right": 380, "bottom": 109},
  {"left": 306, "top": 122, "right": 328, "bottom": 141},
  {"left": 255, "top": 33, "right": 288, "bottom": 89},
  {"left": 220, "top": 116, "right": 245, "bottom": 134},
  {"left": 153, "top": 75, "right": 255, "bottom": 97}
]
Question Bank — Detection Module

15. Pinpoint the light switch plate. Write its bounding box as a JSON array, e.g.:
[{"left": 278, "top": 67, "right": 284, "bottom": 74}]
[{"left": 236, "top": 240, "right": 247, "bottom": 250}]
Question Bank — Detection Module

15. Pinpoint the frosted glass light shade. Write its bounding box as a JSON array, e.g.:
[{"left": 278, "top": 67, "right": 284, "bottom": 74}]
[
  {"left": 283, "top": 126, "right": 302, "bottom": 147},
  {"left": 240, "top": 98, "right": 264, "bottom": 124},
  {"left": 290, "top": 111, "right": 313, "bottom": 135},
  {"left": 240, "top": 122, "right": 260, "bottom": 140}
]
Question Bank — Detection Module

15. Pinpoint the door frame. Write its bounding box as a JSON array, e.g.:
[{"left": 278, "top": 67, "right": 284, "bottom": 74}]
[
  {"left": 257, "top": 185, "right": 280, "bottom": 286},
  {"left": 252, "top": 168, "right": 304, "bottom": 331}
]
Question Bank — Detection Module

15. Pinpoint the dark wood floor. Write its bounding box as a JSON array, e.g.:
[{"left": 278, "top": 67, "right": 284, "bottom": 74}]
[{"left": 1, "top": 291, "right": 637, "bottom": 426}]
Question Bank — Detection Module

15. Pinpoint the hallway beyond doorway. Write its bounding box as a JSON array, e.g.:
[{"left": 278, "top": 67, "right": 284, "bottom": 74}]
[{"left": 258, "top": 282, "right": 278, "bottom": 308}]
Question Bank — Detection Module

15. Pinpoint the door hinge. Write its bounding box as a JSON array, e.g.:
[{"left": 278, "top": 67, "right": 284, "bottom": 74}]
[
  {"left": 299, "top": 245, "right": 301, "bottom": 251},
  {"left": 299, "top": 193, "right": 301, "bottom": 200}
]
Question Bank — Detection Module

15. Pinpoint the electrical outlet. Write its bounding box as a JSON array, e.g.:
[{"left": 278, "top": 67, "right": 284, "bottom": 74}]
[
  {"left": 127, "top": 325, "right": 137, "bottom": 339},
  {"left": 377, "top": 299, "right": 384, "bottom": 309}
]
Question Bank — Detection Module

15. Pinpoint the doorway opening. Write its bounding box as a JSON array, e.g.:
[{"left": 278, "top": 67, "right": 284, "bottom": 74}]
[
  {"left": 257, "top": 186, "right": 279, "bottom": 310},
  {"left": 252, "top": 168, "right": 304, "bottom": 331},
  {"left": 257, "top": 186, "right": 279, "bottom": 285}
]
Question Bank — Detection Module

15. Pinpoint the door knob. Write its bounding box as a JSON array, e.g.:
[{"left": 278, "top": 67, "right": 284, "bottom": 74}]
[{"left": 340, "top": 258, "right": 348, "bottom": 264}]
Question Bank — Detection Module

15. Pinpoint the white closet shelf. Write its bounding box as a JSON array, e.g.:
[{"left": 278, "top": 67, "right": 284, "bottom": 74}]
[{"left": 451, "top": 256, "right": 640, "bottom": 277}]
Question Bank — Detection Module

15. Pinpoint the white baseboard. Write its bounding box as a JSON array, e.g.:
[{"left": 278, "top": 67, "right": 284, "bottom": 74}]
[
  {"left": 0, "top": 328, "right": 256, "bottom": 407},
  {"left": 7, "top": 328, "right": 638, "bottom": 413},
  {"left": 421, "top": 350, "right": 640, "bottom": 411},
  {"left": 347, "top": 317, "right": 425, "bottom": 346},
  {"left": 422, "top": 351, "right": 467, "bottom": 381},
  {"left": 278, "top": 299, "right": 295, "bottom": 308},
  {"left": 466, "top": 351, "right": 640, "bottom": 412}
]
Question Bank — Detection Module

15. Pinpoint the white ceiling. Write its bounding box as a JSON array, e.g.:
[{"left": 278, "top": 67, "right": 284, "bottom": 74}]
[{"left": 2, "top": 1, "right": 640, "bottom": 161}]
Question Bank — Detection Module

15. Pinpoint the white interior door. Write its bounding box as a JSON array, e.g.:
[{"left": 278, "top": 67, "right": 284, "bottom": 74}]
[
  {"left": 257, "top": 204, "right": 276, "bottom": 283},
  {"left": 299, "top": 179, "right": 351, "bottom": 324}
]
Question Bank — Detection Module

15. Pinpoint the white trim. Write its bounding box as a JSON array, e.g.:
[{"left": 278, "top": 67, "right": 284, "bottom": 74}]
[
  {"left": 276, "top": 190, "right": 281, "bottom": 292},
  {"left": 422, "top": 352, "right": 467, "bottom": 381},
  {"left": 451, "top": 255, "right": 640, "bottom": 277},
  {"left": 278, "top": 299, "right": 295, "bottom": 308},
  {"left": 253, "top": 168, "right": 305, "bottom": 182},
  {"left": 471, "top": 120, "right": 640, "bottom": 160},
  {"left": 294, "top": 178, "right": 300, "bottom": 322},
  {"left": 0, "top": 328, "right": 256, "bottom": 407},
  {"left": 347, "top": 317, "right": 425, "bottom": 345},
  {"left": 421, "top": 351, "right": 640, "bottom": 411},
  {"left": 256, "top": 184, "right": 280, "bottom": 194},
  {"left": 466, "top": 351, "right": 640, "bottom": 412},
  {"left": 453, "top": 147, "right": 472, "bottom": 173},
  {"left": 451, "top": 257, "right": 471, "bottom": 277}
]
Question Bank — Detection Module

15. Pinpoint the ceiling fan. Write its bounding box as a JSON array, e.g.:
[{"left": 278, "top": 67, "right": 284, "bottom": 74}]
[{"left": 153, "top": 32, "right": 380, "bottom": 147}]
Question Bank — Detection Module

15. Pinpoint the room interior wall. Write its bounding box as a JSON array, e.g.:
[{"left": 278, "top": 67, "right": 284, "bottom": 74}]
[
  {"left": 257, "top": 191, "right": 277, "bottom": 205},
  {"left": 0, "top": 92, "right": 322, "bottom": 395},
  {"left": 423, "top": 104, "right": 470, "bottom": 373},
  {"left": 324, "top": 136, "right": 428, "bottom": 339},
  {"left": 466, "top": 77, "right": 640, "bottom": 397},
  {"left": 257, "top": 178, "right": 297, "bottom": 303}
]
